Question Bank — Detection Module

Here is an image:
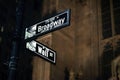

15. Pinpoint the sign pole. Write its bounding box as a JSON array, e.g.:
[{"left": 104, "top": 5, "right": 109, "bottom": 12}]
[{"left": 7, "top": 0, "right": 25, "bottom": 80}]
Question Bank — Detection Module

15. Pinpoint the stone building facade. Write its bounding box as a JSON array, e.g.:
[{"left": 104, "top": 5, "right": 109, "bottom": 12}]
[
  {"left": 0, "top": 0, "right": 120, "bottom": 80},
  {"left": 27, "top": 0, "right": 100, "bottom": 80},
  {"left": 22, "top": 0, "right": 120, "bottom": 80}
]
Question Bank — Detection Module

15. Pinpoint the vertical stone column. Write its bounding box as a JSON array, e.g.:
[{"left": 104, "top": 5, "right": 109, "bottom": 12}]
[
  {"left": 32, "top": 34, "right": 52, "bottom": 80},
  {"left": 69, "top": 69, "right": 75, "bottom": 80}
]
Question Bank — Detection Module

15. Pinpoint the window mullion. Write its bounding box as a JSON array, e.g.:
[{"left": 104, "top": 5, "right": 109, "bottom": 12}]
[{"left": 110, "top": 0, "right": 115, "bottom": 36}]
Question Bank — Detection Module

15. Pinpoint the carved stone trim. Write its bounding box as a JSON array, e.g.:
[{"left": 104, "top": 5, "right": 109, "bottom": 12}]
[
  {"left": 100, "top": 38, "right": 113, "bottom": 52},
  {"left": 111, "top": 56, "right": 120, "bottom": 80}
]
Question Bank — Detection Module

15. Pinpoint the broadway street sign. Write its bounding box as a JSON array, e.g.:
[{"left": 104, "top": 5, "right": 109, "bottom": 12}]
[
  {"left": 26, "top": 40, "right": 56, "bottom": 63},
  {"left": 25, "top": 9, "right": 71, "bottom": 64},
  {"left": 25, "top": 9, "right": 70, "bottom": 41}
]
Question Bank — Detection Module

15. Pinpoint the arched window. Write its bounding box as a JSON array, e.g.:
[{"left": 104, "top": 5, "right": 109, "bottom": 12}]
[
  {"left": 101, "top": 42, "right": 113, "bottom": 80},
  {"left": 113, "top": 0, "right": 120, "bottom": 34},
  {"left": 101, "top": 0, "right": 112, "bottom": 39},
  {"left": 101, "top": 0, "right": 120, "bottom": 39}
]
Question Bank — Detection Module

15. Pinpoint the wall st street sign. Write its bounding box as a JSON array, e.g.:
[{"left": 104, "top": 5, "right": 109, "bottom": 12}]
[
  {"left": 25, "top": 9, "right": 71, "bottom": 64},
  {"left": 26, "top": 40, "right": 56, "bottom": 63},
  {"left": 25, "top": 9, "right": 70, "bottom": 41}
]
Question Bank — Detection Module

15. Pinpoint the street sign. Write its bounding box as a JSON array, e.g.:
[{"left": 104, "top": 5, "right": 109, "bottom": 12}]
[
  {"left": 25, "top": 9, "right": 70, "bottom": 41},
  {"left": 25, "top": 9, "right": 71, "bottom": 64},
  {"left": 26, "top": 40, "right": 56, "bottom": 64}
]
